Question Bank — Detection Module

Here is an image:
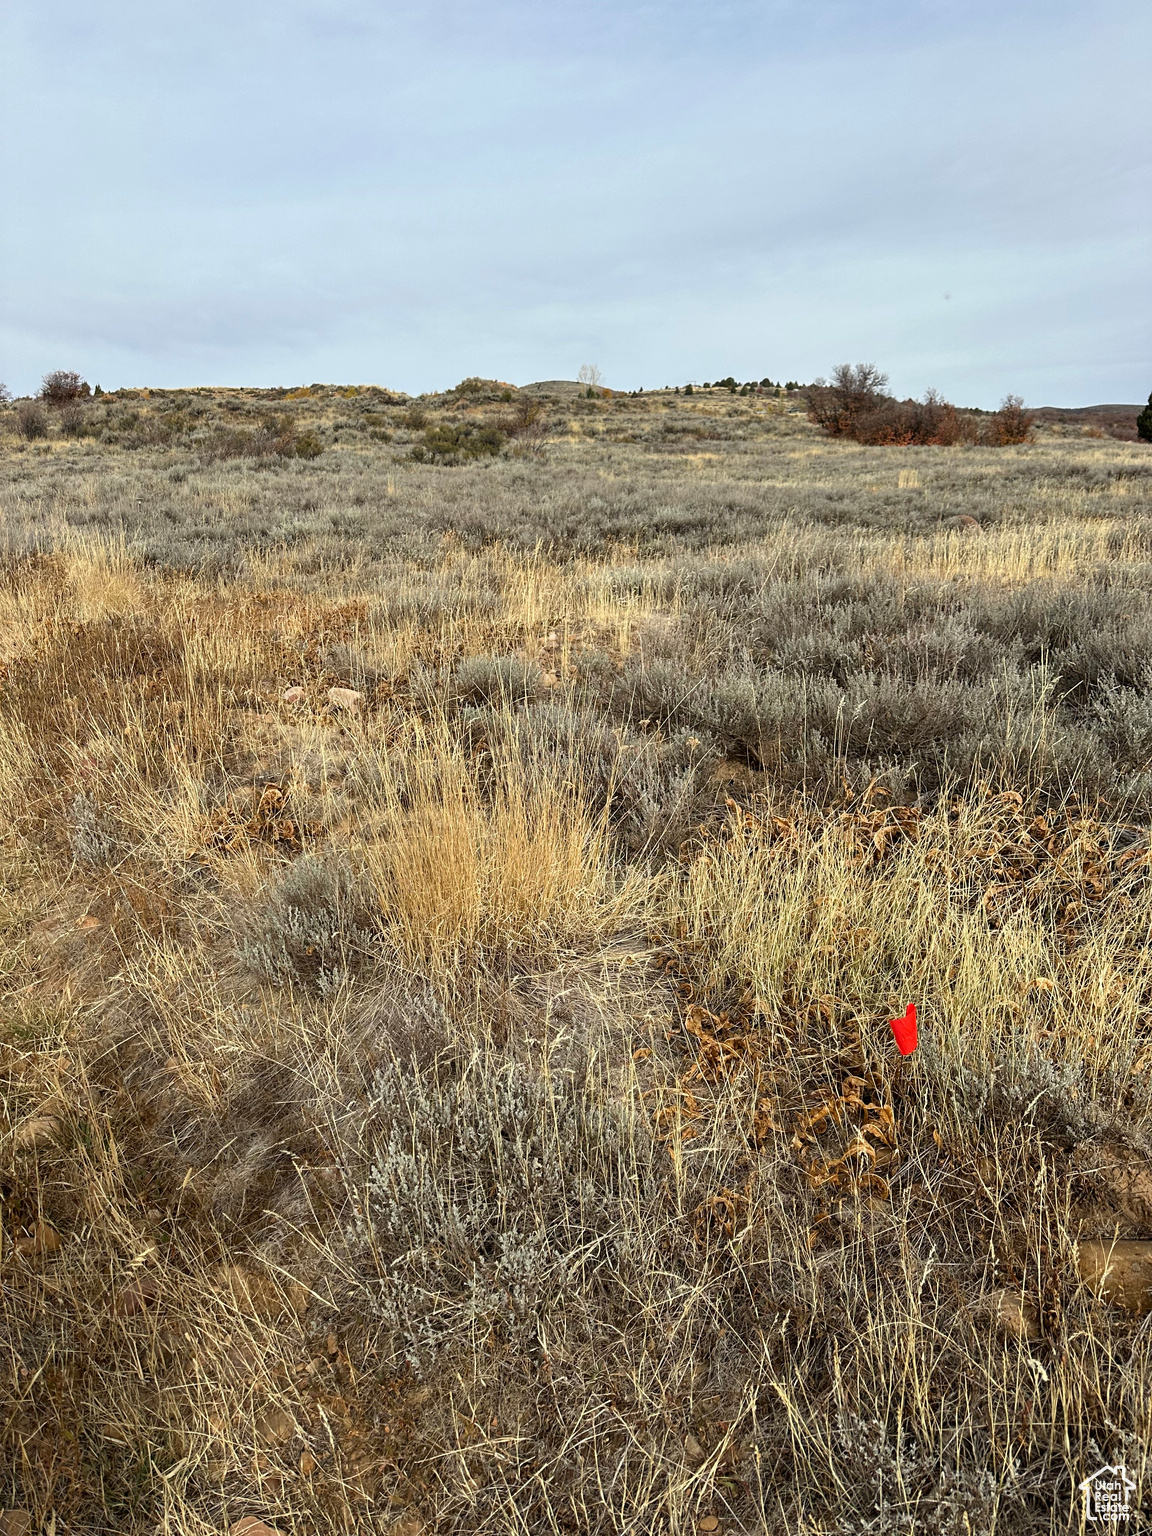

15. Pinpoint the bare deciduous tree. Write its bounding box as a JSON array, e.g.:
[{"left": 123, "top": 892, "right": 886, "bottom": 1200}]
[
  {"left": 805, "top": 363, "right": 890, "bottom": 436},
  {"left": 577, "top": 363, "right": 603, "bottom": 390},
  {"left": 40, "top": 370, "right": 89, "bottom": 406}
]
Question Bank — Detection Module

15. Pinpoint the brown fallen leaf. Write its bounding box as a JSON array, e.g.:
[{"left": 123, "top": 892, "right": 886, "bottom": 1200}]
[
  {"left": 0, "top": 1512, "right": 34, "bottom": 1536},
  {"left": 217, "top": 1264, "right": 307, "bottom": 1320},
  {"left": 75, "top": 914, "right": 102, "bottom": 931},
  {"left": 256, "top": 1405, "right": 297, "bottom": 1446},
  {"left": 15, "top": 1221, "right": 63, "bottom": 1257},
  {"left": 387, "top": 1517, "right": 426, "bottom": 1536},
  {"left": 299, "top": 1448, "right": 317, "bottom": 1476},
  {"left": 230, "top": 1521, "right": 284, "bottom": 1536},
  {"left": 14, "top": 1115, "right": 61, "bottom": 1150},
  {"left": 683, "top": 1432, "right": 705, "bottom": 1463}
]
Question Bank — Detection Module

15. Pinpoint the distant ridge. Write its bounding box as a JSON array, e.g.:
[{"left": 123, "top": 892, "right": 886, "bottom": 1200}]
[
  {"left": 1033, "top": 403, "right": 1143, "bottom": 441},
  {"left": 519, "top": 379, "right": 618, "bottom": 397}
]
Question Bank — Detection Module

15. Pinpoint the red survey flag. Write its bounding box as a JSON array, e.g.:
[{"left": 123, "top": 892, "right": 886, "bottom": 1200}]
[{"left": 889, "top": 1003, "right": 917, "bottom": 1055}]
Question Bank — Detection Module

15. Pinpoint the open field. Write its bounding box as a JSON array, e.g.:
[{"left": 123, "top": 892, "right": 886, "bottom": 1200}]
[{"left": 2, "top": 384, "right": 1152, "bottom": 1534}]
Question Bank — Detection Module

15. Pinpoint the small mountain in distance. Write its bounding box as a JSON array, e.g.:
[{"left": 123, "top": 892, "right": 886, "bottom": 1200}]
[
  {"left": 518, "top": 379, "right": 618, "bottom": 397},
  {"left": 1032, "top": 403, "right": 1143, "bottom": 441}
]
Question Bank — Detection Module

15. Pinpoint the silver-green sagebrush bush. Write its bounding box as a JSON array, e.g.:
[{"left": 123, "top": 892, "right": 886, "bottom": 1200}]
[
  {"left": 356, "top": 1048, "right": 664, "bottom": 1376},
  {"left": 238, "top": 855, "right": 377, "bottom": 993}
]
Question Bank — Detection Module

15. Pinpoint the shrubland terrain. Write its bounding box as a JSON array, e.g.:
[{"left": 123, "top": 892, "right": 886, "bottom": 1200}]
[{"left": 1, "top": 379, "right": 1152, "bottom": 1534}]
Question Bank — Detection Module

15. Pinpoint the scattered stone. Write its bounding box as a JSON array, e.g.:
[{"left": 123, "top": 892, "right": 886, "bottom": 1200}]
[
  {"left": 327, "top": 686, "right": 363, "bottom": 711},
  {"left": 985, "top": 1287, "right": 1039, "bottom": 1341},
  {"left": 1076, "top": 1238, "right": 1152, "bottom": 1313},
  {"left": 281, "top": 686, "right": 306, "bottom": 705},
  {"left": 699, "top": 1519, "right": 720, "bottom": 1533}
]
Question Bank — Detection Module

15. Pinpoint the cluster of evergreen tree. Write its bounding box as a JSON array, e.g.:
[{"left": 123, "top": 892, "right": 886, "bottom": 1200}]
[{"left": 684, "top": 376, "right": 802, "bottom": 396}]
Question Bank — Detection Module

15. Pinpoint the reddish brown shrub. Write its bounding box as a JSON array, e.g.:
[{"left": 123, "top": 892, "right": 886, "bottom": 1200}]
[
  {"left": 987, "top": 395, "right": 1035, "bottom": 445},
  {"left": 39, "top": 370, "right": 90, "bottom": 406},
  {"left": 809, "top": 366, "right": 1000, "bottom": 447},
  {"left": 805, "top": 363, "right": 889, "bottom": 437}
]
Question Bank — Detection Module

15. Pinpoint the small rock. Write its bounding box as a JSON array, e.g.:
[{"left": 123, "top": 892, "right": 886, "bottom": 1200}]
[
  {"left": 1076, "top": 1238, "right": 1152, "bottom": 1313},
  {"left": 327, "top": 686, "right": 363, "bottom": 711},
  {"left": 116, "top": 1272, "right": 162, "bottom": 1317},
  {"left": 699, "top": 1519, "right": 720, "bottom": 1533},
  {"left": 281, "top": 686, "right": 306, "bottom": 705},
  {"left": 14, "top": 1115, "right": 61, "bottom": 1150},
  {"left": 985, "top": 1287, "right": 1039, "bottom": 1341}
]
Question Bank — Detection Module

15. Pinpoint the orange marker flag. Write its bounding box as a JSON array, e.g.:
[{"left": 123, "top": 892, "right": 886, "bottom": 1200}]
[{"left": 889, "top": 1003, "right": 917, "bottom": 1055}]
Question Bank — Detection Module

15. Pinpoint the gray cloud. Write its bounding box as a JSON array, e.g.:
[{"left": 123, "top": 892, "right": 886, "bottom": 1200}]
[{"left": 2, "top": 0, "right": 1148, "bottom": 403}]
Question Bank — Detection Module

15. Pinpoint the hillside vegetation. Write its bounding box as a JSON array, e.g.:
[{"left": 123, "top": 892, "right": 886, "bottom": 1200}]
[{"left": 1, "top": 383, "right": 1152, "bottom": 1534}]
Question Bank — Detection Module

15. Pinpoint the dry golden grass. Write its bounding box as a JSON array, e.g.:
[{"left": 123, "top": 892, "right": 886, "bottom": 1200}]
[{"left": 2, "top": 425, "right": 1152, "bottom": 1533}]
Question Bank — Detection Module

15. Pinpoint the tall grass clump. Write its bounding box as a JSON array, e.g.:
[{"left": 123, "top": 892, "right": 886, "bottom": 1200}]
[{"left": 358, "top": 723, "right": 645, "bottom": 973}]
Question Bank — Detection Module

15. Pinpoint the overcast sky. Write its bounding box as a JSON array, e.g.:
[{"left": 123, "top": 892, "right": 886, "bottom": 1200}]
[{"left": 2, "top": 0, "right": 1148, "bottom": 406}]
